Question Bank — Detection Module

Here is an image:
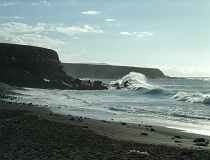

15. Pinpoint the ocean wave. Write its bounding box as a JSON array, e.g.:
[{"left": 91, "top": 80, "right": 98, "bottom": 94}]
[
  {"left": 186, "top": 77, "right": 210, "bottom": 82},
  {"left": 172, "top": 91, "right": 210, "bottom": 104},
  {"left": 171, "top": 113, "right": 210, "bottom": 120},
  {"left": 109, "top": 107, "right": 127, "bottom": 112},
  {"left": 110, "top": 72, "right": 149, "bottom": 90},
  {"left": 110, "top": 72, "right": 167, "bottom": 95},
  {"left": 145, "top": 88, "right": 167, "bottom": 95}
]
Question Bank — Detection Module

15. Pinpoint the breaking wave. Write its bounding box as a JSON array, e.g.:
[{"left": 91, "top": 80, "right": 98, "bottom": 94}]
[
  {"left": 172, "top": 91, "right": 210, "bottom": 104},
  {"left": 110, "top": 72, "right": 167, "bottom": 95}
]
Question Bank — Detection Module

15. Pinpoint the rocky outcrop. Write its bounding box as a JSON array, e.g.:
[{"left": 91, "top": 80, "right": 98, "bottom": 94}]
[
  {"left": 0, "top": 82, "right": 16, "bottom": 98},
  {"left": 0, "top": 43, "right": 107, "bottom": 90},
  {"left": 62, "top": 63, "right": 165, "bottom": 79}
]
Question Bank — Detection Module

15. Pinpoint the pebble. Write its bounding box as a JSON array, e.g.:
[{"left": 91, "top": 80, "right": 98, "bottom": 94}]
[
  {"left": 141, "top": 133, "right": 148, "bottom": 136},
  {"left": 150, "top": 128, "right": 155, "bottom": 131},
  {"left": 145, "top": 125, "right": 152, "bottom": 127},
  {"left": 193, "top": 138, "right": 209, "bottom": 146},
  {"left": 70, "top": 117, "right": 75, "bottom": 121},
  {"left": 194, "top": 138, "right": 205, "bottom": 142},
  {"left": 195, "top": 142, "right": 208, "bottom": 146},
  {"left": 53, "top": 114, "right": 60, "bottom": 117},
  {"left": 78, "top": 118, "right": 83, "bottom": 122},
  {"left": 0, "top": 105, "right": 210, "bottom": 159},
  {"left": 81, "top": 126, "right": 89, "bottom": 129}
]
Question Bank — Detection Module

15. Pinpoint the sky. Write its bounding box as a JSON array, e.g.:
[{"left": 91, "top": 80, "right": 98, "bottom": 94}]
[{"left": 0, "top": 0, "right": 210, "bottom": 77}]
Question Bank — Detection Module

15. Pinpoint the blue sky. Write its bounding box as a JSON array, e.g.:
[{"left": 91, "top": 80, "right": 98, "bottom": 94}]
[{"left": 0, "top": 0, "right": 210, "bottom": 77}]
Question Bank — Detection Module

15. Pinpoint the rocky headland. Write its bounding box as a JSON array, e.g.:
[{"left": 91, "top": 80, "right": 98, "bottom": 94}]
[
  {"left": 0, "top": 43, "right": 107, "bottom": 90},
  {"left": 62, "top": 63, "right": 166, "bottom": 79}
]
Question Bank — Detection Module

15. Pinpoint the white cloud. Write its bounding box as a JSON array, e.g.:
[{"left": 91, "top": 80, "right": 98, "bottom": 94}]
[
  {"left": 0, "top": 2, "right": 17, "bottom": 6},
  {"left": 120, "top": 32, "right": 130, "bottom": 35},
  {"left": 29, "top": 3, "right": 39, "bottom": 6},
  {"left": 40, "top": 0, "right": 50, "bottom": 7},
  {"left": 0, "top": 16, "right": 26, "bottom": 19},
  {"left": 165, "top": 65, "right": 210, "bottom": 75},
  {"left": 105, "top": 19, "right": 115, "bottom": 22},
  {"left": 59, "top": 53, "right": 81, "bottom": 63},
  {"left": 56, "top": 48, "right": 82, "bottom": 62},
  {"left": 56, "top": 24, "right": 103, "bottom": 36},
  {"left": 142, "top": 64, "right": 210, "bottom": 77},
  {"left": 81, "top": 11, "right": 101, "bottom": 15},
  {"left": 120, "top": 31, "right": 153, "bottom": 38},
  {"left": 0, "top": 33, "right": 65, "bottom": 49},
  {"left": 72, "top": 36, "right": 80, "bottom": 40},
  {"left": 0, "top": 22, "right": 104, "bottom": 49},
  {"left": 1, "top": 22, "right": 104, "bottom": 38},
  {"left": 135, "top": 32, "right": 153, "bottom": 37},
  {"left": 0, "top": 22, "right": 65, "bottom": 48},
  {"left": 67, "top": 0, "right": 75, "bottom": 3},
  {"left": 0, "top": 22, "right": 48, "bottom": 34},
  {"left": 16, "top": 34, "right": 64, "bottom": 47}
]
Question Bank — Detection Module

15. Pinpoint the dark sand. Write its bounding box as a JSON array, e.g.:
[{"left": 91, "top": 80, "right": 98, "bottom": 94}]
[{"left": 0, "top": 102, "right": 210, "bottom": 160}]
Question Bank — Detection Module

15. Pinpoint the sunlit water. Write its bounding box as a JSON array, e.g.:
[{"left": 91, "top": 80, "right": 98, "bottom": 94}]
[{"left": 6, "top": 72, "right": 210, "bottom": 136}]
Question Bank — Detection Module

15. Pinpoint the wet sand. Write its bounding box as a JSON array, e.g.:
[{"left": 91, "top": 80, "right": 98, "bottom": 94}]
[{"left": 0, "top": 102, "right": 210, "bottom": 160}]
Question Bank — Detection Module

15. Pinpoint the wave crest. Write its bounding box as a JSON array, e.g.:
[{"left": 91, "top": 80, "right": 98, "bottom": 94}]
[
  {"left": 172, "top": 91, "right": 210, "bottom": 104},
  {"left": 110, "top": 72, "right": 167, "bottom": 95},
  {"left": 110, "top": 72, "right": 153, "bottom": 90}
]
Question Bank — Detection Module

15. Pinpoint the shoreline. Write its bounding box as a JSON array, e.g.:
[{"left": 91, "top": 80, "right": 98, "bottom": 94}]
[
  {"left": 52, "top": 106, "right": 210, "bottom": 137},
  {"left": 1, "top": 101, "right": 210, "bottom": 159}
]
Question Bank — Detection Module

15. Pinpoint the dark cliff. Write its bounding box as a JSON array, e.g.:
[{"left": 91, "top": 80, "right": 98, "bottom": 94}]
[
  {"left": 0, "top": 43, "right": 107, "bottom": 90},
  {"left": 62, "top": 63, "right": 165, "bottom": 79}
]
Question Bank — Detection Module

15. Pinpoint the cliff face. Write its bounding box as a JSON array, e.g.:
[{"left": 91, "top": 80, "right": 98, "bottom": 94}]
[
  {"left": 62, "top": 63, "right": 165, "bottom": 79},
  {"left": 0, "top": 43, "right": 107, "bottom": 90}
]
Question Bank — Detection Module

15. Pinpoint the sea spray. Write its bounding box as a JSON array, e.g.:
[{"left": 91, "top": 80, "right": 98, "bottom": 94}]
[
  {"left": 109, "top": 72, "right": 168, "bottom": 95},
  {"left": 110, "top": 72, "right": 154, "bottom": 90}
]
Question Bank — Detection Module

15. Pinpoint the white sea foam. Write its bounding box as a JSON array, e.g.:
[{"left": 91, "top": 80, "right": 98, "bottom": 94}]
[
  {"left": 110, "top": 72, "right": 155, "bottom": 90},
  {"left": 109, "top": 72, "right": 169, "bottom": 96},
  {"left": 172, "top": 91, "right": 210, "bottom": 104},
  {"left": 3, "top": 76, "right": 210, "bottom": 136}
]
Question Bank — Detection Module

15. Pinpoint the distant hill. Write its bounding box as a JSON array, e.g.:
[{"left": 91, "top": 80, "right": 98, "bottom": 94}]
[{"left": 62, "top": 63, "right": 165, "bottom": 79}]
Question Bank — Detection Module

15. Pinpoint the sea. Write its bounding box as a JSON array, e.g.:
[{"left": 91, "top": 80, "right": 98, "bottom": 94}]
[{"left": 5, "top": 72, "right": 210, "bottom": 136}]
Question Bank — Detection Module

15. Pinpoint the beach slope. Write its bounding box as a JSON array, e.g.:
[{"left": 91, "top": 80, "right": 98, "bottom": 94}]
[{"left": 0, "top": 102, "right": 210, "bottom": 160}]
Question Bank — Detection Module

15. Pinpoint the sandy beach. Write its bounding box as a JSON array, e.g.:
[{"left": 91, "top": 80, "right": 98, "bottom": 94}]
[{"left": 0, "top": 101, "right": 210, "bottom": 160}]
